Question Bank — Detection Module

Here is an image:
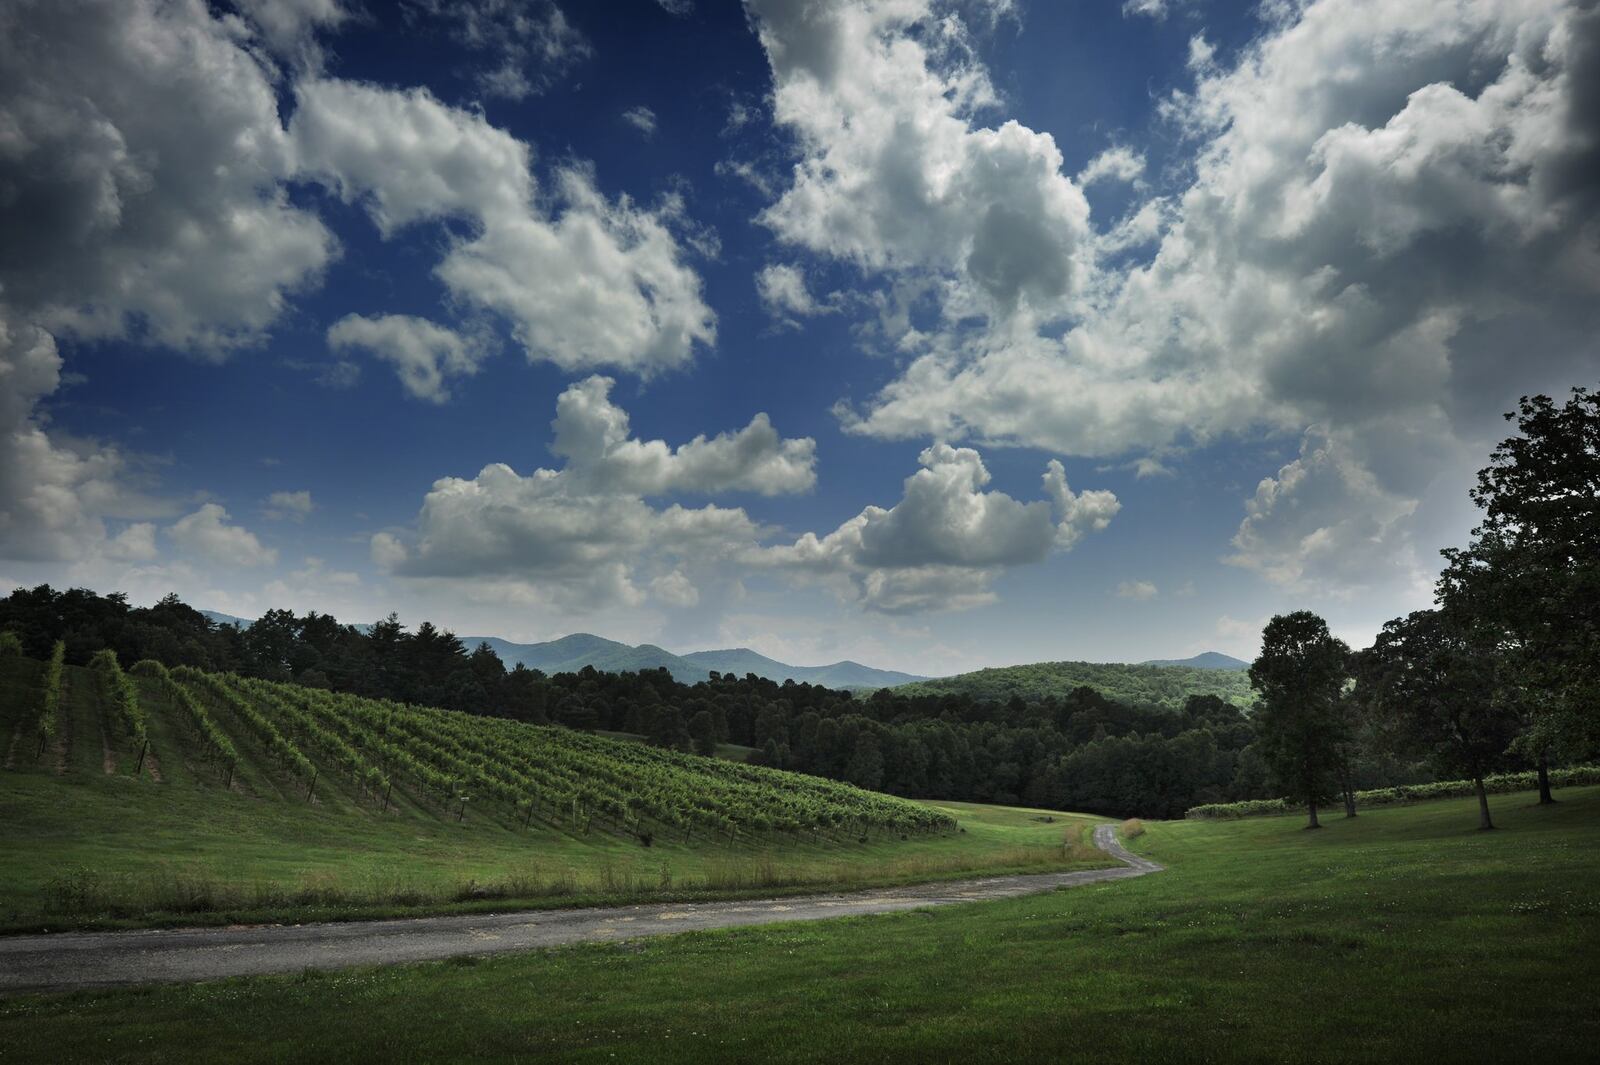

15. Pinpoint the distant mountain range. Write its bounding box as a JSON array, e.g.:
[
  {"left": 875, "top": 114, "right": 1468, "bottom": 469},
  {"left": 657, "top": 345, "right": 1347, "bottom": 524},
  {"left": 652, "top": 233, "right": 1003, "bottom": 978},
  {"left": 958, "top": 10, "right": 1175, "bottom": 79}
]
[
  {"left": 1139, "top": 651, "right": 1249, "bottom": 671},
  {"left": 201, "top": 611, "right": 926, "bottom": 689},
  {"left": 201, "top": 609, "right": 1247, "bottom": 693},
  {"left": 461, "top": 635, "right": 929, "bottom": 689}
]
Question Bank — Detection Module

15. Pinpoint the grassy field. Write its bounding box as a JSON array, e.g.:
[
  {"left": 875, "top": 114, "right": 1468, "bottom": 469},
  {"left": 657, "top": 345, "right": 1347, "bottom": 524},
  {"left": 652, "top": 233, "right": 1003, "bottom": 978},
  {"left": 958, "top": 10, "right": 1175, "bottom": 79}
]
[
  {"left": 2, "top": 786, "right": 1595, "bottom": 1063},
  {"left": 0, "top": 655, "right": 1105, "bottom": 931},
  {"left": 0, "top": 772, "right": 1102, "bottom": 932}
]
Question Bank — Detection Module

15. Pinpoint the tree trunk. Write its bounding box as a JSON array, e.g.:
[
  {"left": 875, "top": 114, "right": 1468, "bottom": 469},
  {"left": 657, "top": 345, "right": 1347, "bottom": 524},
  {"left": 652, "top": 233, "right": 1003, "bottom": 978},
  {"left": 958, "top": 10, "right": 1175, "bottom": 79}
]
[
  {"left": 1306, "top": 799, "right": 1321, "bottom": 830},
  {"left": 1475, "top": 777, "right": 1494, "bottom": 830},
  {"left": 1537, "top": 754, "right": 1556, "bottom": 805},
  {"left": 1343, "top": 786, "right": 1357, "bottom": 819}
]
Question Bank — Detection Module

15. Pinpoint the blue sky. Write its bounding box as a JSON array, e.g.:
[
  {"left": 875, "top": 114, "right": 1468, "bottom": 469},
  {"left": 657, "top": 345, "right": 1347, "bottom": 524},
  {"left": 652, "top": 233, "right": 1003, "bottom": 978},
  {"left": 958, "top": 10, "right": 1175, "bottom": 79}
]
[{"left": 2, "top": 0, "right": 1596, "bottom": 674}]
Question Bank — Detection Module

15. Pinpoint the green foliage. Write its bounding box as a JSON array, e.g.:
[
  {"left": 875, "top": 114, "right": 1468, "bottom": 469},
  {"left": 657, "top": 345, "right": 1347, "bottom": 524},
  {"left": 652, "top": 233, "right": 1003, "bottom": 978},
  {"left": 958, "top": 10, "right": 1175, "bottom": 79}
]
[
  {"left": 132, "top": 659, "right": 237, "bottom": 773},
  {"left": 89, "top": 648, "right": 144, "bottom": 745},
  {"left": 894, "top": 659, "right": 1254, "bottom": 710},
  {"left": 38, "top": 640, "right": 65, "bottom": 744},
  {"left": 202, "top": 672, "right": 954, "bottom": 840},
  {"left": 1439, "top": 385, "right": 1600, "bottom": 760},
  {"left": 1054, "top": 726, "right": 1247, "bottom": 819},
  {"left": 1185, "top": 797, "right": 1294, "bottom": 819},
  {"left": 0, "top": 630, "right": 22, "bottom": 657},
  {"left": 174, "top": 668, "right": 312, "bottom": 783},
  {"left": 229, "top": 678, "right": 389, "bottom": 800},
  {"left": 1357, "top": 606, "right": 1524, "bottom": 827},
  {"left": 1249, "top": 612, "right": 1352, "bottom": 824},
  {"left": 1186, "top": 766, "right": 1600, "bottom": 818}
]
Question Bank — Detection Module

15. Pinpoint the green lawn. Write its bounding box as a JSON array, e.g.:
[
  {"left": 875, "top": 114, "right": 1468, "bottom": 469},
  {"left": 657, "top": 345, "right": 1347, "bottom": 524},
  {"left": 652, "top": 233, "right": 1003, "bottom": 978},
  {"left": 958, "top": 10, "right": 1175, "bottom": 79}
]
[{"left": 3, "top": 787, "right": 1595, "bottom": 1062}]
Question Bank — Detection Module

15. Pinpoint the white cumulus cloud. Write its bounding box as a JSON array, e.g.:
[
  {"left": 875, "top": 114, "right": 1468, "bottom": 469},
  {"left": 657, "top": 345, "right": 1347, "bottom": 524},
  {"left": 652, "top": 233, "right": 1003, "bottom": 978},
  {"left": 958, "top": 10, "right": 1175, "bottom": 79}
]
[
  {"left": 747, "top": 0, "right": 1093, "bottom": 321},
  {"left": 551, "top": 376, "right": 816, "bottom": 496},
  {"left": 0, "top": 309, "right": 165, "bottom": 563},
  {"left": 375, "top": 377, "right": 814, "bottom": 609},
  {"left": 1078, "top": 145, "right": 1146, "bottom": 187},
  {"left": 621, "top": 105, "right": 658, "bottom": 137},
  {"left": 0, "top": 0, "right": 336, "bottom": 355},
  {"left": 789, "top": 0, "right": 1600, "bottom": 603},
  {"left": 292, "top": 79, "right": 716, "bottom": 375},
  {"left": 262, "top": 491, "right": 315, "bottom": 522},
  {"left": 763, "top": 444, "right": 1118, "bottom": 613},
  {"left": 326, "top": 314, "right": 485, "bottom": 403},
  {"left": 168, "top": 504, "right": 278, "bottom": 568},
  {"left": 755, "top": 263, "right": 833, "bottom": 326}
]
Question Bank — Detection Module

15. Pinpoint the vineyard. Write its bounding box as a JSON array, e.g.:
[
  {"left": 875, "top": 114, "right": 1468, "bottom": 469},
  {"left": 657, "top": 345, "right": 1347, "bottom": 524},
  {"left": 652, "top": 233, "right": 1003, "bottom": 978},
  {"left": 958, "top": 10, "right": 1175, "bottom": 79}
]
[{"left": 1, "top": 653, "right": 954, "bottom": 843}]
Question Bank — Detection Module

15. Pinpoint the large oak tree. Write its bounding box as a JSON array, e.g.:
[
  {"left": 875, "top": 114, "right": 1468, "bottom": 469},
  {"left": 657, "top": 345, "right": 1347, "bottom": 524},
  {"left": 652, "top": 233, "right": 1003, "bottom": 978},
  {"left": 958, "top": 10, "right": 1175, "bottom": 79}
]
[
  {"left": 1359, "top": 608, "right": 1522, "bottom": 830},
  {"left": 1439, "top": 387, "right": 1600, "bottom": 791},
  {"left": 1249, "top": 611, "right": 1352, "bottom": 829}
]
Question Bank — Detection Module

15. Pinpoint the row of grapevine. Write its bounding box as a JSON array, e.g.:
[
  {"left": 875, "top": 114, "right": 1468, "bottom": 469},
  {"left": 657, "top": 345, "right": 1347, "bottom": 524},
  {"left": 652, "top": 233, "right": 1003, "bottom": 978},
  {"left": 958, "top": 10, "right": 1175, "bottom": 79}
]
[
  {"left": 130, "top": 660, "right": 237, "bottom": 778},
  {"left": 37, "top": 640, "right": 65, "bottom": 756},
  {"left": 174, "top": 668, "right": 315, "bottom": 785},
  {"left": 222, "top": 677, "right": 389, "bottom": 802},
  {"left": 213, "top": 674, "right": 954, "bottom": 840},
  {"left": 89, "top": 649, "right": 145, "bottom": 745}
]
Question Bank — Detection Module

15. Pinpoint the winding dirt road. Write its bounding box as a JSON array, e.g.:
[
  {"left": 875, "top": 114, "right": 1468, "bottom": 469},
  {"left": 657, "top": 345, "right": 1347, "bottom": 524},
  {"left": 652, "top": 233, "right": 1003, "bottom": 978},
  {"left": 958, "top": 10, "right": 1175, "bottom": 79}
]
[{"left": 0, "top": 824, "right": 1162, "bottom": 995}]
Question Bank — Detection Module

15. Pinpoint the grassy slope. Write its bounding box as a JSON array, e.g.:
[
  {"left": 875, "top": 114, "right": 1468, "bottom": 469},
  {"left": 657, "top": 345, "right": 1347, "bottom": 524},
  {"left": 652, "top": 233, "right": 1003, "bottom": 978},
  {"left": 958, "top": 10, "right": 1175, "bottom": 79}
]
[
  {"left": 0, "top": 658, "right": 1106, "bottom": 931},
  {"left": 0, "top": 771, "right": 1103, "bottom": 932},
  {"left": 894, "top": 658, "right": 1257, "bottom": 709},
  {"left": 4, "top": 787, "right": 1595, "bottom": 1063}
]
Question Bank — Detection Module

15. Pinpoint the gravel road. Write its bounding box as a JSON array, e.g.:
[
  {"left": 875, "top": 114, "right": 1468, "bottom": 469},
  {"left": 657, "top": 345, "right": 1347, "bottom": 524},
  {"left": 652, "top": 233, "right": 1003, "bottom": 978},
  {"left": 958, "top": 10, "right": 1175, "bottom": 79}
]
[{"left": 0, "top": 823, "right": 1162, "bottom": 994}]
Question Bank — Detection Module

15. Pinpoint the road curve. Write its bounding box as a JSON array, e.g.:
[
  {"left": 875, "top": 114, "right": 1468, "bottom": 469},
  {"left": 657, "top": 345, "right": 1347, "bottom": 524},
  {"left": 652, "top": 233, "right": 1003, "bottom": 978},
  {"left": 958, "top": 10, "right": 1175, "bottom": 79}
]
[{"left": 0, "top": 823, "right": 1162, "bottom": 995}]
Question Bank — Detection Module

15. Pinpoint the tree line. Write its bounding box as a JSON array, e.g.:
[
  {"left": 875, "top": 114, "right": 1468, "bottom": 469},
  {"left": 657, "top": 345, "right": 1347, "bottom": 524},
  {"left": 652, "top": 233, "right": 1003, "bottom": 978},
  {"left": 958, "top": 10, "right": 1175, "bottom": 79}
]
[
  {"left": 0, "top": 581, "right": 1274, "bottom": 815},
  {"left": 1249, "top": 387, "right": 1598, "bottom": 829}
]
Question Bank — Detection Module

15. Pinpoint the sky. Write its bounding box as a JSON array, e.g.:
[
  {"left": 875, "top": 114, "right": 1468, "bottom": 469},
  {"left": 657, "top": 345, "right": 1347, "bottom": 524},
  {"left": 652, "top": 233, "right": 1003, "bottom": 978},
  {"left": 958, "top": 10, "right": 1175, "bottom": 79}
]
[{"left": 1, "top": 0, "right": 1596, "bottom": 676}]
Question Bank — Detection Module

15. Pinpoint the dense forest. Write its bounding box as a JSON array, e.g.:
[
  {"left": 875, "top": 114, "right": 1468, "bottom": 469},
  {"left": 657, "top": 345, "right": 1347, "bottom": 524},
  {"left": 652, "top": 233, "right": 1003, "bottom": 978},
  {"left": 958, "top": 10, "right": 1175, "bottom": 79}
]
[
  {"left": 893, "top": 660, "right": 1255, "bottom": 710},
  {"left": 0, "top": 584, "right": 1320, "bottom": 817}
]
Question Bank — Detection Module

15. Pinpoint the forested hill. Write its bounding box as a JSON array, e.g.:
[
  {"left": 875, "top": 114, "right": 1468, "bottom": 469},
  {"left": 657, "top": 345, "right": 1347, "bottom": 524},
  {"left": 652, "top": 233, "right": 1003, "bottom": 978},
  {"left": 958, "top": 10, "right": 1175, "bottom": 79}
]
[{"left": 892, "top": 660, "right": 1256, "bottom": 710}]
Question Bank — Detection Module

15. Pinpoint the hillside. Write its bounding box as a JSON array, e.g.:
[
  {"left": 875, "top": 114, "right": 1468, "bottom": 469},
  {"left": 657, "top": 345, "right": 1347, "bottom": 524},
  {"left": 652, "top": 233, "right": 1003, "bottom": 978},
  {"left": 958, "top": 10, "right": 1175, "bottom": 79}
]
[
  {"left": 0, "top": 652, "right": 1131, "bottom": 933},
  {"left": 0, "top": 653, "right": 950, "bottom": 844},
  {"left": 893, "top": 659, "right": 1256, "bottom": 710}
]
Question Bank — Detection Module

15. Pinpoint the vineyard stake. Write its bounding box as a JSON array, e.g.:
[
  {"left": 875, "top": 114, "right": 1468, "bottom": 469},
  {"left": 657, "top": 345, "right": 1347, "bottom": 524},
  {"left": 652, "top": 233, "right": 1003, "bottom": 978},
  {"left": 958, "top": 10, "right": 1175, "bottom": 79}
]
[
  {"left": 135, "top": 739, "right": 148, "bottom": 777},
  {"left": 523, "top": 802, "right": 535, "bottom": 829},
  {"left": 306, "top": 766, "right": 318, "bottom": 801},
  {"left": 382, "top": 780, "right": 393, "bottom": 813}
]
